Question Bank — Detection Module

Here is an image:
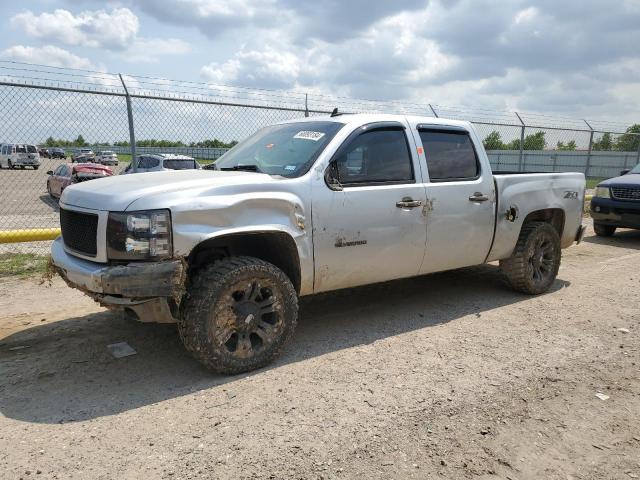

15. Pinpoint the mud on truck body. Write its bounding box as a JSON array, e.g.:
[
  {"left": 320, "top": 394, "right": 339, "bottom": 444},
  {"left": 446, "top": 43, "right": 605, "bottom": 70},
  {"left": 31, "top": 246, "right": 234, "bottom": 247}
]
[{"left": 52, "top": 114, "right": 586, "bottom": 374}]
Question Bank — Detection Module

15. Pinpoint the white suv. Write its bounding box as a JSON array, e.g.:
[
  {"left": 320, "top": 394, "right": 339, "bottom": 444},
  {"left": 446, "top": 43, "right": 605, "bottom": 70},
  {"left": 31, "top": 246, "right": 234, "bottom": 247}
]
[
  {"left": 96, "top": 151, "right": 119, "bottom": 166},
  {"left": 123, "top": 154, "right": 201, "bottom": 173},
  {"left": 0, "top": 144, "right": 41, "bottom": 170}
]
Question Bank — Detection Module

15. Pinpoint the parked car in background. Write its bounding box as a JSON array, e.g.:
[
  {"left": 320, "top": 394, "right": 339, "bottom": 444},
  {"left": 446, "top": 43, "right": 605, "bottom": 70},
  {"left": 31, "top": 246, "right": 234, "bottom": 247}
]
[
  {"left": 46, "top": 163, "right": 113, "bottom": 199},
  {"left": 0, "top": 143, "right": 41, "bottom": 169},
  {"left": 72, "top": 148, "right": 95, "bottom": 162},
  {"left": 38, "top": 146, "right": 49, "bottom": 158},
  {"left": 49, "top": 147, "right": 67, "bottom": 159},
  {"left": 122, "top": 154, "right": 201, "bottom": 173},
  {"left": 590, "top": 164, "right": 640, "bottom": 236},
  {"left": 95, "top": 150, "right": 119, "bottom": 166}
]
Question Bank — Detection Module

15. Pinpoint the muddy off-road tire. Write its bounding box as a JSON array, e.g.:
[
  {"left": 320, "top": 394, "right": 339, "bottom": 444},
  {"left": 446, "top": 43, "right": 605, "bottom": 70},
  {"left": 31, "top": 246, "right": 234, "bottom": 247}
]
[
  {"left": 593, "top": 223, "right": 616, "bottom": 237},
  {"left": 500, "top": 221, "right": 561, "bottom": 295},
  {"left": 178, "top": 256, "right": 298, "bottom": 375}
]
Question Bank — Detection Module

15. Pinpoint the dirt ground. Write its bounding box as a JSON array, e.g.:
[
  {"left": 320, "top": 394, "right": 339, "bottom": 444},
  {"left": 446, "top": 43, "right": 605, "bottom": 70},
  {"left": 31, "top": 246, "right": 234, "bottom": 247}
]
[{"left": 0, "top": 223, "right": 638, "bottom": 480}]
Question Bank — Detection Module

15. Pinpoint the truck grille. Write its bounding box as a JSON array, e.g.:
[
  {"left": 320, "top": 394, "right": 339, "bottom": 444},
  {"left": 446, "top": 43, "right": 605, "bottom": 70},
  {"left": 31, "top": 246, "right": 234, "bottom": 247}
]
[
  {"left": 611, "top": 186, "right": 640, "bottom": 201},
  {"left": 59, "top": 208, "right": 98, "bottom": 256}
]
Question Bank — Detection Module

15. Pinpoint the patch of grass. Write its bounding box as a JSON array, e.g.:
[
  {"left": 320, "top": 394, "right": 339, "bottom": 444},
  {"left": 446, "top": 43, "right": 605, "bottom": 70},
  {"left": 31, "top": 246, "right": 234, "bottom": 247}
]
[
  {"left": 586, "top": 178, "right": 605, "bottom": 189},
  {"left": 0, "top": 253, "right": 50, "bottom": 278}
]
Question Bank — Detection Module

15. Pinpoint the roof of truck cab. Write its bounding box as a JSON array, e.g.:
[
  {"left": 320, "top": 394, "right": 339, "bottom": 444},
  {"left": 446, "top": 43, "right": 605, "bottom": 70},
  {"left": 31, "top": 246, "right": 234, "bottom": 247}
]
[{"left": 276, "top": 113, "right": 472, "bottom": 129}]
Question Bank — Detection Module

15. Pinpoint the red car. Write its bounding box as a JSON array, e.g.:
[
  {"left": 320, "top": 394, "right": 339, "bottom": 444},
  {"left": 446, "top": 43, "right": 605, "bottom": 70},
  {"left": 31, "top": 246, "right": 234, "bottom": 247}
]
[{"left": 46, "top": 163, "right": 113, "bottom": 199}]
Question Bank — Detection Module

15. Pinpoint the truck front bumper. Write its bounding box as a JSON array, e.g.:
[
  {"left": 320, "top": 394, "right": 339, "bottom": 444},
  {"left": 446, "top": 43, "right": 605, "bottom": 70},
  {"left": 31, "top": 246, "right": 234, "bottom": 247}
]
[
  {"left": 51, "top": 237, "right": 185, "bottom": 322},
  {"left": 590, "top": 197, "right": 640, "bottom": 229}
]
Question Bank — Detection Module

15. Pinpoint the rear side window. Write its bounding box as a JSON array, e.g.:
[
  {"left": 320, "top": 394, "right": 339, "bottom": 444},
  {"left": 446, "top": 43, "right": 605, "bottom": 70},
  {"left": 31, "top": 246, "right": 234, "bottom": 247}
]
[
  {"left": 334, "top": 128, "right": 414, "bottom": 185},
  {"left": 164, "top": 159, "right": 196, "bottom": 170},
  {"left": 419, "top": 130, "right": 479, "bottom": 182}
]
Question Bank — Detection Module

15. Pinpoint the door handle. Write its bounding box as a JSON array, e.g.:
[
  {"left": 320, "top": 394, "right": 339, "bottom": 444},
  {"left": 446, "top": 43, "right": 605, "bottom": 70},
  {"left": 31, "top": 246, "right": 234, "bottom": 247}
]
[
  {"left": 396, "top": 197, "right": 423, "bottom": 208},
  {"left": 468, "top": 192, "right": 489, "bottom": 202}
]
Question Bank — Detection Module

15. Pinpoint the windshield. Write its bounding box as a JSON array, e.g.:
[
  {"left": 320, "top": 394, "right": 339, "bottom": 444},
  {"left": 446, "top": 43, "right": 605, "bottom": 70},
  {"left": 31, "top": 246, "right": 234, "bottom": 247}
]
[
  {"left": 630, "top": 163, "right": 640, "bottom": 174},
  {"left": 81, "top": 149, "right": 92, "bottom": 153},
  {"left": 215, "top": 121, "right": 345, "bottom": 177},
  {"left": 163, "top": 158, "right": 197, "bottom": 170},
  {"left": 16, "top": 145, "right": 26, "bottom": 153},
  {"left": 27, "top": 145, "right": 37, "bottom": 153}
]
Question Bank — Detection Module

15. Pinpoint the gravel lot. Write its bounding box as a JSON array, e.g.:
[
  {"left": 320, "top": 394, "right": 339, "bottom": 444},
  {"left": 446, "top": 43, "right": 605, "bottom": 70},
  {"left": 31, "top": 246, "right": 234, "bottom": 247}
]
[{"left": 0, "top": 223, "right": 638, "bottom": 479}]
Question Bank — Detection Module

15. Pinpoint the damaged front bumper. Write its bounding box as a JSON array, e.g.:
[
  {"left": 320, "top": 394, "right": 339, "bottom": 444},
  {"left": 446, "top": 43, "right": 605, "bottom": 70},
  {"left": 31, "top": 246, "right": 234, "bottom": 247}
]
[{"left": 51, "top": 237, "right": 185, "bottom": 322}]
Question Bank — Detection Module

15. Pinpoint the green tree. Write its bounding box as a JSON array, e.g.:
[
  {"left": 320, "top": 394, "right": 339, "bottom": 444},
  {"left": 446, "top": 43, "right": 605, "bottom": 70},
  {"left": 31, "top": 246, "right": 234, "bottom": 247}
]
[
  {"left": 483, "top": 131, "right": 505, "bottom": 150},
  {"left": 556, "top": 140, "right": 577, "bottom": 151},
  {"left": 592, "top": 132, "right": 613, "bottom": 151},
  {"left": 74, "top": 135, "right": 87, "bottom": 147},
  {"left": 506, "top": 131, "right": 546, "bottom": 151},
  {"left": 614, "top": 124, "right": 640, "bottom": 152}
]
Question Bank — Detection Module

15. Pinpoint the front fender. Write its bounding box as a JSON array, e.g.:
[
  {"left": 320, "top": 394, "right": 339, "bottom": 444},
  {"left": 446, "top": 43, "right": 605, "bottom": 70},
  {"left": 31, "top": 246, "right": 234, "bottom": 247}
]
[{"left": 170, "top": 192, "right": 313, "bottom": 295}]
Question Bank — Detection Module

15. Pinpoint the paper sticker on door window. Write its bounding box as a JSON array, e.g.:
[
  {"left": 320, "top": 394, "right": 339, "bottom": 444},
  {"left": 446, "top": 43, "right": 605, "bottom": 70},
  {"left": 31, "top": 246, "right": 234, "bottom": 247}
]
[
  {"left": 293, "top": 131, "right": 326, "bottom": 141},
  {"left": 284, "top": 165, "right": 296, "bottom": 171}
]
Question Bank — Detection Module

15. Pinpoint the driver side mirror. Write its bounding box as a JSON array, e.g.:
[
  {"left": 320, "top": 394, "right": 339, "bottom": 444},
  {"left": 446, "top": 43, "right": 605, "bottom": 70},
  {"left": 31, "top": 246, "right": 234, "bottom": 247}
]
[
  {"left": 620, "top": 169, "right": 631, "bottom": 176},
  {"left": 46, "top": 170, "right": 53, "bottom": 175},
  {"left": 324, "top": 161, "right": 343, "bottom": 191}
]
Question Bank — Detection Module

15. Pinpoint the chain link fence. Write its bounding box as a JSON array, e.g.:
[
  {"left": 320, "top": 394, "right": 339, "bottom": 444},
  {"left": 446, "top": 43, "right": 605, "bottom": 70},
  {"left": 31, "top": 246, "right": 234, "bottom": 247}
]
[{"left": 0, "top": 61, "right": 639, "bottom": 255}]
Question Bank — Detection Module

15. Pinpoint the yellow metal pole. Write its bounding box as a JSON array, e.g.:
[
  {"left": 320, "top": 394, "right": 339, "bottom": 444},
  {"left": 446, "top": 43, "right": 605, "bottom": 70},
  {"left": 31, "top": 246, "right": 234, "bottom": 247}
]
[{"left": 0, "top": 228, "right": 61, "bottom": 244}]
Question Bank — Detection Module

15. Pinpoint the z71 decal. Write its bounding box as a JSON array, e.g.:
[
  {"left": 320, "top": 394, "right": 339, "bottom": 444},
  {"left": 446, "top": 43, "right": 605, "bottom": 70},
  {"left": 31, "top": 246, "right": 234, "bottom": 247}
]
[{"left": 564, "top": 191, "right": 579, "bottom": 199}]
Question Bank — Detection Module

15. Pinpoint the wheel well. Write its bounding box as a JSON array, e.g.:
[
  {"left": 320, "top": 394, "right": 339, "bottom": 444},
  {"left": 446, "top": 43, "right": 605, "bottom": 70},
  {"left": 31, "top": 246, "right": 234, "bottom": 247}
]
[
  {"left": 188, "top": 231, "right": 301, "bottom": 293},
  {"left": 522, "top": 208, "right": 565, "bottom": 236}
]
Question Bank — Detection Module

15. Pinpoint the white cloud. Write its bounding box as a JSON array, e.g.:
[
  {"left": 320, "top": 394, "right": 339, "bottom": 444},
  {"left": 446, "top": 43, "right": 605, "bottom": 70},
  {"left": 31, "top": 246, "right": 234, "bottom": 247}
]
[
  {"left": 9, "top": 7, "right": 191, "bottom": 62},
  {"left": 11, "top": 8, "right": 139, "bottom": 50},
  {"left": 122, "top": 38, "right": 191, "bottom": 63},
  {"left": 0, "top": 45, "right": 98, "bottom": 70}
]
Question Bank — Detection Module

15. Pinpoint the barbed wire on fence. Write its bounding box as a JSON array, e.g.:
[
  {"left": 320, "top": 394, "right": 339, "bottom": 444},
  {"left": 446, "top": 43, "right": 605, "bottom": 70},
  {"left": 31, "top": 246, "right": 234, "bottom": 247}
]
[{"left": 0, "top": 60, "right": 639, "bottom": 255}]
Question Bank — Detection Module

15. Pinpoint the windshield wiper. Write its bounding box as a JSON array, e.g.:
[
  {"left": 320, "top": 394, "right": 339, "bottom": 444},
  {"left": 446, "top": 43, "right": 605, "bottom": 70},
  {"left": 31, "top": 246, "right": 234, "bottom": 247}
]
[{"left": 220, "top": 164, "right": 262, "bottom": 173}]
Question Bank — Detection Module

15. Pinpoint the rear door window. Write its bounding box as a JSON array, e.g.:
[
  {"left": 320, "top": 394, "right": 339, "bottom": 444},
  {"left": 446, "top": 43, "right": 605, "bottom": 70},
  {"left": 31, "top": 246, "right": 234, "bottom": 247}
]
[{"left": 418, "top": 130, "right": 480, "bottom": 182}]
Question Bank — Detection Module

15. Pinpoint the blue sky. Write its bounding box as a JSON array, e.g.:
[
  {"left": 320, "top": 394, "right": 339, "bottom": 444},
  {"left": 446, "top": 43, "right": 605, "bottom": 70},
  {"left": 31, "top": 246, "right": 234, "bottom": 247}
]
[{"left": 0, "top": 0, "right": 639, "bottom": 124}]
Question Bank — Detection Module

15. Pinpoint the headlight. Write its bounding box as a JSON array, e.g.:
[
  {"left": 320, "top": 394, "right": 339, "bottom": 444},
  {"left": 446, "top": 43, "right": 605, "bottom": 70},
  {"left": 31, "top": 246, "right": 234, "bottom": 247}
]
[
  {"left": 107, "top": 209, "right": 172, "bottom": 260},
  {"left": 594, "top": 186, "right": 610, "bottom": 199}
]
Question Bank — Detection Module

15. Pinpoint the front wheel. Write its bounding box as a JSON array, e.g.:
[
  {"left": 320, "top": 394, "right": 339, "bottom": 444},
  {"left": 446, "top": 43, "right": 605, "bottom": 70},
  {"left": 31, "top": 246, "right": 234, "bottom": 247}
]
[
  {"left": 179, "top": 256, "right": 298, "bottom": 375},
  {"left": 594, "top": 223, "right": 616, "bottom": 237},
  {"left": 8, "top": 160, "right": 12, "bottom": 169},
  {"left": 500, "top": 222, "right": 561, "bottom": 295}
]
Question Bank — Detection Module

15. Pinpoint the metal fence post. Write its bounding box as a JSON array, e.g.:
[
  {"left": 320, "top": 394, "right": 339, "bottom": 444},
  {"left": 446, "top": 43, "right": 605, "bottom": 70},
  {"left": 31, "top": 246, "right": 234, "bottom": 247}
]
[
  {"left": 514, "top": 112, "right": 525, "bottom": 172},
  {"left": 304, "top": 93, "right": 309, "bottom": 118},
  {"left": 429, "top": 104, "right": 438, "bottom": 118},
  {"left": 119, "top": 74, "right": 137, "bottom": 172},
  {"left": 636, "top": 134, "right": 640, "bottom": 164},
  {"left": 584, "top": 120, "right": 594, "bottom": 178}
]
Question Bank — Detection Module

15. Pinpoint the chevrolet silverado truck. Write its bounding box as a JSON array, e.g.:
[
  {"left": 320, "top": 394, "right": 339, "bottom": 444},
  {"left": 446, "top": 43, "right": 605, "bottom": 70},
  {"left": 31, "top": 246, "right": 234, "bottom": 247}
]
[
  {"left": 590, "top": 163, "right": 640, "bottom": 236},
  {"left": 51, "top": 114, "right": 586, "bottom": 374}
]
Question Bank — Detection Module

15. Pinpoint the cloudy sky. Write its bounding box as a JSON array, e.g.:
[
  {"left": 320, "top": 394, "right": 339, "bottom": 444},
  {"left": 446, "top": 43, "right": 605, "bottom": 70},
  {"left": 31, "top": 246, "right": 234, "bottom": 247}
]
[{"left": 0, "top": 0, "right": 639, "bottom": 124}]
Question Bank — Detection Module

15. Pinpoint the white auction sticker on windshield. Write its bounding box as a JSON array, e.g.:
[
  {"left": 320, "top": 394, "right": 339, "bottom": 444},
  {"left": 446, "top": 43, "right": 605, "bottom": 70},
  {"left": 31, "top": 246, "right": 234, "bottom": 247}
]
[{"left": 293, "top": 131, "right": 325, "bottom": 141}]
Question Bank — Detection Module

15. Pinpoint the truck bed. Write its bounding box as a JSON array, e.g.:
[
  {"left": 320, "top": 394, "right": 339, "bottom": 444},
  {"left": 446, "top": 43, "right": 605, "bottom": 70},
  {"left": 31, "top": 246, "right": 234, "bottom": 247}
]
[{"left": 487, "top": 171, "right": 586, "bottom": 262}]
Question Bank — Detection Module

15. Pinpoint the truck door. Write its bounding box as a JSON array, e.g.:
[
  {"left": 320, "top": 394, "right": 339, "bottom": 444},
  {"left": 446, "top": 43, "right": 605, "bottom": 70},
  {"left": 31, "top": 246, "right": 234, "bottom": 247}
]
[
  {"left": 312, "top": 121, "right": 428, "bottom": 292},
  {"left": 412, "top": 124, "right": 496, "bottom": 274}
]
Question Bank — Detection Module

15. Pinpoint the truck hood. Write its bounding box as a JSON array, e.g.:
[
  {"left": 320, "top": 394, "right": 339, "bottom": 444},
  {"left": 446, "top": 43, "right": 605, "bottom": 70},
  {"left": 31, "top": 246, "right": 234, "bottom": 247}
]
[
  {"left": 599, "top": 173, "right": 640, "bottom": 187},
  {"left": 60, "top": 169, "right": 271, "bottom": 211}
]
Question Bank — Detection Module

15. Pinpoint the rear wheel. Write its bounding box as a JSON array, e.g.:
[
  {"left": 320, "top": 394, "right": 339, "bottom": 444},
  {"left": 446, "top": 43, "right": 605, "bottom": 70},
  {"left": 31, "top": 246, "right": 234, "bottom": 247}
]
[
  {"left": 593, "top": 223, "right": 616, "bottom": 237},
  {"left": 179, "top": 256, "right": 298, "bottom": 375},
  {"left": 8, "top": 160, "right": 12, "bottom": 169},
  {"left": 500, "top": 222, "right": 561, "bottom": 295}
]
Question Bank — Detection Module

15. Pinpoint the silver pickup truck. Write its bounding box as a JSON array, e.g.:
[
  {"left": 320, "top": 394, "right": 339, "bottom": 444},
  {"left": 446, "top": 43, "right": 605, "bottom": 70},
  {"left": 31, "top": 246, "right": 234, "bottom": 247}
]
[{"left": 51, "top": 114, "right": 586, "bottom": 374}]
